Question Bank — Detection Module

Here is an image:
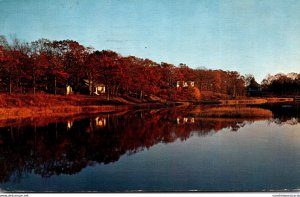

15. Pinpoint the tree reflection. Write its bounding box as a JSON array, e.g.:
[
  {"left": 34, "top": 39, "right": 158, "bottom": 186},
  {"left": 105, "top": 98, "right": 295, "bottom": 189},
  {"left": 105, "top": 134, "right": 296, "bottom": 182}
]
[
  {"left": 261, "top": 103, "right": 300, "bottom": 125},
  {"left": 0, "top": 105, "right": 299, "bottom": 182}
]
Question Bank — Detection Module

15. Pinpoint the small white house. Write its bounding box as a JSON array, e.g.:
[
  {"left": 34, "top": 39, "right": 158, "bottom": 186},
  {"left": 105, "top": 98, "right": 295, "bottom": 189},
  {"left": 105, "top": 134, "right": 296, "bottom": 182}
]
[
  {"left": 94, "top": 84, "right": 105, "bottom": 95},
  {"left": 66, "top": 85, "right": 72, "bottom": 95},
  {"left": 84, "top": 79, "right": 105, "bottom": 95}
]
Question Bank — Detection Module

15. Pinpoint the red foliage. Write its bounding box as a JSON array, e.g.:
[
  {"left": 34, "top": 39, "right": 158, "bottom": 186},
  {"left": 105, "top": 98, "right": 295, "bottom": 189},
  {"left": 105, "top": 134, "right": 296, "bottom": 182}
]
[{"left": 0, "top": 36, "right": 248, "bottom": 100}]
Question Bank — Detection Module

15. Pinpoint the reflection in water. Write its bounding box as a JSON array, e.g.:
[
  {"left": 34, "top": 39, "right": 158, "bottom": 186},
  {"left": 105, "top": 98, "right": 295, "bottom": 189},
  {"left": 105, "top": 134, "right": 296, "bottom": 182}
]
[
  {"left": 95, "top": 117, "right": 106, "bottom": 127},
  {"left": 67, "top": 120, "right": 73, "bottom": 129},
  {"left": 265, "top": 103, "right": 300, "bottom": 125},
  {"left": 177, "top": 117, "right": 195, "bottom": 124},
  {"left": 0, "top": 104, "right": 299, "bottom": 190}
]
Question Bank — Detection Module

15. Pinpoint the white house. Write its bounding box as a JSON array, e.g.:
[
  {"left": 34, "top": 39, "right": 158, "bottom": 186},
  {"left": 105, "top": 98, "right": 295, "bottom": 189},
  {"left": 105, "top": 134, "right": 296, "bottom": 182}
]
[
  {"left": 94, "top": 84, "right": 105, "bottom": 95},
  {"left": 66, "top": 85, "right": 72, "bottom": 95},
  {"left": 83, "top": 79, "right": 105, "bottom": 95}
]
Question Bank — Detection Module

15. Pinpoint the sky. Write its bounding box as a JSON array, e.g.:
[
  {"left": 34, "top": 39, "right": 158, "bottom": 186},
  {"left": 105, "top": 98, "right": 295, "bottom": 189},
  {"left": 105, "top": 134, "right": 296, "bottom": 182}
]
[{"left": 0, "top": 0, "right": 299, "bottom": 82}]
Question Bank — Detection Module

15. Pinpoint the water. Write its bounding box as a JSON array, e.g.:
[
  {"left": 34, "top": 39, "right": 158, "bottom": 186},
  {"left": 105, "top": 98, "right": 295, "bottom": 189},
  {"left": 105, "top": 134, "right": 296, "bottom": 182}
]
[{"left": 0, "top": 104, "right": 299, "bottom": 192}]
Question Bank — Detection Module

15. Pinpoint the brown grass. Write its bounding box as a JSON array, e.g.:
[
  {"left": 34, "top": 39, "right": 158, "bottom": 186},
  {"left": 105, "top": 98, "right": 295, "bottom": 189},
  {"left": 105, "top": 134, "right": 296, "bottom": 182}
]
[
  {"left": 201, "top": 91, "right": 230, "bottom": 100},
  {"left": 0, "top": 106, "right": 130, "bottom": 127},
  {"left": 265, "top": 98, "right": 294, "bottom": 103},
  {"left": 189, "top": 106, "right": 273, "bottom": 118},
  {"left": 0, "top": 105, "right": 130, "bottom": 121},
  {"left": 219, "top": 99, "right": 267, "bottom": 105},
  {"left": 0, "top": 93, "right": 136, "bottom": 121},
  {"left": 0, "top": 93, "right": 170, "bottom": 122},
  {"left": 219, "top": 97, "right": 294, "bottom": 105},
  {"left": 0, "top": 93, "right": 133, "bottom": 108}
]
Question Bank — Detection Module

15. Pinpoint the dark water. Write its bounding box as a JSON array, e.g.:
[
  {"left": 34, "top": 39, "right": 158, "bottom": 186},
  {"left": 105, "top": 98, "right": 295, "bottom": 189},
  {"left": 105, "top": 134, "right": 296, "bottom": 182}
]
[{"left": 0, "top": 104, "right": 300, "bottom": 192}]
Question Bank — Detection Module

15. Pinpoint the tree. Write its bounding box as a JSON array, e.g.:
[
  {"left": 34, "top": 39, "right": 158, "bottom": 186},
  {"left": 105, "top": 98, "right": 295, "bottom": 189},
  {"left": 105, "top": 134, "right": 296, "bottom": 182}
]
[
  {"left": 29, "top": 39, "right": 53, "bottom": 94},
  {"left": 59, "top": 40, "right": 88, "bottom": 93},
  {"left": 225, "top": 71, "right": 246, "bottom": 98},
  {"left": 245, "top": 74, "right": 259, "bottom": 88},
  {"left": 48, "top": 41, "right": 69, "bottom": 94},
  {"left": 0, "top": 48, "right": 27, "bottom": 94},
  {"left": 30, "top": 52, "right": 49, "bottom": 94},
  {"left": 86, "top": 52, "right": 99, "bottom": 96},
  {"left": 261, "top": 73, "right": 300, "bottom": 96},
  {"left": 89, "top": 50, "right": 121, "bottom": 100}
]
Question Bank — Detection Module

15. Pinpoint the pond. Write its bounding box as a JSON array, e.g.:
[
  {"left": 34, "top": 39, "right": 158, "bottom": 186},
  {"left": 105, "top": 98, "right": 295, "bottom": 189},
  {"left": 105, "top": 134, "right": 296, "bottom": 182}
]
[{"left": 0, "top": 104, "right": 299, "bottom": 192}]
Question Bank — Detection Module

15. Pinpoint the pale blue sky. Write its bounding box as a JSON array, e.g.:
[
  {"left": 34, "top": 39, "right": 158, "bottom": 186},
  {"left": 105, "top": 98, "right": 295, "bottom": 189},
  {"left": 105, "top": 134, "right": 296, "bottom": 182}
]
[{"left": 0, "top": 0, "right": 299, "bottom": 81}]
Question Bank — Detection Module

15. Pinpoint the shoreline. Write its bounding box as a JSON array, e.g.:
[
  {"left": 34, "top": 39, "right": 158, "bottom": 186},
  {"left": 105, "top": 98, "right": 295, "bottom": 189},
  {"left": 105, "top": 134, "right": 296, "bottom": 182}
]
[
  {"left": 0, "top": 93, "right": 296, "bottom": 122},
  {"left": 198, "top": 97, "right": 295, "bottom": 105},
  {"left": 0, "top": 105, "right": 130, "bottom": 121}
]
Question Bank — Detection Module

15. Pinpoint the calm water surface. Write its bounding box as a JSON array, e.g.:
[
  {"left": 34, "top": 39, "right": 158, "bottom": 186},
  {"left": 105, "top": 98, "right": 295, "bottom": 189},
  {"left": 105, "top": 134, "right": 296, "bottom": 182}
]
[{"left": 0, "top": 104, "right": 299, "bottom": 192}]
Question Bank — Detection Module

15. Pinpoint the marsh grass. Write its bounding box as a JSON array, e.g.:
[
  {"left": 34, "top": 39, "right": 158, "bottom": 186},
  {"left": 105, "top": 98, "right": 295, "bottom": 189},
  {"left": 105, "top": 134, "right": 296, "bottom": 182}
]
[
  {"left": 219, "top": 98, "right": 294, "bottom": 105},
  {"left": 0, "top": 93, "right": 132, "bottom": 108},
  {"left": 190, "top": 106, "right": 273, "bottom": 118},
  {"left": 0, "top": 105, "right": 129, "bottom": 121},
  {"left": 0, "top": 93, "right": 135, "bottom": 120}
]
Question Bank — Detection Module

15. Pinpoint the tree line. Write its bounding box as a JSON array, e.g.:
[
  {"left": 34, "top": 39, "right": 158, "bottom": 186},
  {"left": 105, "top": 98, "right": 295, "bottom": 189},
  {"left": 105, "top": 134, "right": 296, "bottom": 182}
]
[
  {"left": 261, "top": 73, "right": 300, "bottom": 96},
  {"left": 2, "top": 36, "right": 297, "bottom": 101},
  {"left": 0, "top": 36, "right": 247, "bottom": 101}
]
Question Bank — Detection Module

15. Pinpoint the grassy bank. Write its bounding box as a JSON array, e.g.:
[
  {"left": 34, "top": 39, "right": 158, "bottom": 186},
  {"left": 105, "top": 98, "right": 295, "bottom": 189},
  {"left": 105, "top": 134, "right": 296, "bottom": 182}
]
[
  {"left": 0, "top": 93, "right": 134, "bottom": 107},
  {"left": 0, "top": 93, "right": 137, "bottom": 121},
  {"left": 219, "top": 97, "right": 294, "bottom": 105},
  {"left": 0, "top": 93, "right": 173, "bottom": 121},
  {"left": 0, "top": 105, "right": 130, "bottom": 121},
  {"left": 0, "top": 93, "right": 293, "bottom": 121},
  {"left": 0, "top": 107, "right": 131, "bottom": 127},
  {"left": 189, "top": 106, "right": 273, "bottom": 118}
]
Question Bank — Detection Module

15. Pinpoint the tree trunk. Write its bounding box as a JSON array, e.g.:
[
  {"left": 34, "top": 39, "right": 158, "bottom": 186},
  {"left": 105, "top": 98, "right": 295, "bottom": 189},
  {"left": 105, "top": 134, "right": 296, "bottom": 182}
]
[
  {"left": 106, "top": 86, "right": 110, "bottom": 100},
  {"left": 76, "top": 77, "right": 79, "bottom": 94},
  {"left": 89, "top": 75, "right": 92, "bottom": 95},
  {"left": 115, "top": 85, "right": 120, "bottom": 97},
  {"left": 9, "top": 76, "right": 12, "bottom": 95},
  {"left": 91, "top": 78, "right": 94, "bottom": 96},
  {"left": 45, "top": 76, "right": 48, "bottom": 92},
  {"left": 18, "top": 79, "right": 22, "bottom": 94},
  {"left": 89, "top": 76, "right": 94, "bottom": 96},
  {"left": 54, "top": 76, "right": 57, "bottom": 95},
  {"left": 233, "top": 82, "right": 236, "bottom": 98},
  {"left": 33, "top": 74, "right": 36, "bottom": 95},
  {"left": 65, "top": 83, "right": 68, "bottom": 95}
]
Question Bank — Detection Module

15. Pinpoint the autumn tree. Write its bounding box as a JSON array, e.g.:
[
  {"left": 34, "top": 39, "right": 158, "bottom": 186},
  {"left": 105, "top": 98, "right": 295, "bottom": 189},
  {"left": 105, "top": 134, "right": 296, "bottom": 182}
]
[
  {"left": 0, "top": 37, "right": 31, "bottom": 94},
  {"left": 125, "top": 56, "right": 147, "bottom": 99},
  {"left": 58, "top": 40, "right": 88, "bottom": 93},
  {"left": 0, "top": 48, "right": 27, "bottom": 94},
  {"left": 90, "top": 50, "right": 121, "bottom": 100},
  {"left": 25, "top": 39, "right": 53, "bottom": 94},
  {"left": 47, "top": 41, "right": 69, "bottom": 94}
]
